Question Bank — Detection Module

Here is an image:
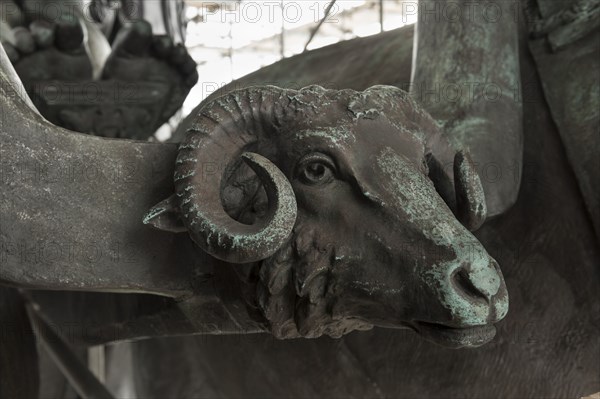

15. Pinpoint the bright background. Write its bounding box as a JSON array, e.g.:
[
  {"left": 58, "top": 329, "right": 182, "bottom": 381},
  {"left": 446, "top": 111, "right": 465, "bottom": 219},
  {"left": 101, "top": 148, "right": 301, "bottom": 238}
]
[{"left": 182, "top": 0, "right": 417, "bottom": 113}]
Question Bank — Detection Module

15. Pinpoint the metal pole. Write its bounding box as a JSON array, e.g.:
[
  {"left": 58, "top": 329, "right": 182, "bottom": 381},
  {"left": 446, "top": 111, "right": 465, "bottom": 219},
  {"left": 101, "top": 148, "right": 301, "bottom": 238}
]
[
  {"left": 26, "top": 302, "right": 115, "bottom": 399},
  {"left": 303, "top": 0, "right": 337, "bottom": 52},
  {"left": 228, "top": 20, "right": 234, "bottom": 80},
  {"left": 280, "top": 0, "right": 285, "bottom": 58},
  {"left": 379, "top": 0, "right": 384, "bottom": 32}
]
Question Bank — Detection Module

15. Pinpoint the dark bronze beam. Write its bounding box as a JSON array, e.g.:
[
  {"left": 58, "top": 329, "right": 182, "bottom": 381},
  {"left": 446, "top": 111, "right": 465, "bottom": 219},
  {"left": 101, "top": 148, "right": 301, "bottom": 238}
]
[
  {"left": 411, "top": 0, "right": 523, "bottom": 217},
  {"left": 0, "top": 45, "right": 195, "bottom": 298},
  {"left": 1, "top": 45, "right": 264, "bottom": 340}
]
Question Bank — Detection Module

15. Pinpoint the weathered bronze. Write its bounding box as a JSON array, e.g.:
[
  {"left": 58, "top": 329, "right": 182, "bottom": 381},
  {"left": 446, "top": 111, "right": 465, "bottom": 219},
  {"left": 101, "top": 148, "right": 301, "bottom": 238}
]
[
  {"left": 135, "top": 6, "right": 600, "bottom": 395},
  {"left": 411, "top": 0, "right": 522, "bottom": 217},
  {"left": 145, "top": 85, "right": 507, "bottom": 344},
  {"left": 0, "top": 0, "right": 598, "bottom": 397}
]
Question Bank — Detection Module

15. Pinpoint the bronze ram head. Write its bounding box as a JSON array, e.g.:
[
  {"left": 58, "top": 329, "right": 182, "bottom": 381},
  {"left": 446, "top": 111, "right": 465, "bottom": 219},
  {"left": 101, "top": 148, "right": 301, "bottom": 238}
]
[{"left": 145, "top": 85, "right": 508, "bottom": 348}]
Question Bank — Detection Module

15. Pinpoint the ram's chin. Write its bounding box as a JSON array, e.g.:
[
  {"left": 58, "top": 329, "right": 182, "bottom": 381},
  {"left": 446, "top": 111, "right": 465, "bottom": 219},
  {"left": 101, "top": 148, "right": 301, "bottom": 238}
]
[{"left": 412, "top": 322, "right": 497, "bottom": 349}]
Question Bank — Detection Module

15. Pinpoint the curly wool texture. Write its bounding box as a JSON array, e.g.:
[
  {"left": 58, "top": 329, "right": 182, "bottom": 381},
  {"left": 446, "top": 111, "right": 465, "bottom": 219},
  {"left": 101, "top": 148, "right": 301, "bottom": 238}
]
[{"left": 251, "top": 223, "right": 373, "bottom": 339}]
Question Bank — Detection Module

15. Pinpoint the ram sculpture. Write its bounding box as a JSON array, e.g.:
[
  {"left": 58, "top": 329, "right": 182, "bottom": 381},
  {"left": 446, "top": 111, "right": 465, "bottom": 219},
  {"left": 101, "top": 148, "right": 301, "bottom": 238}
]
[
  {"left": 0, "top": 0, "right": 598, "bottom": 398},
  {"left": 144, "top": 85, "right": 507, "bottom": 344}
]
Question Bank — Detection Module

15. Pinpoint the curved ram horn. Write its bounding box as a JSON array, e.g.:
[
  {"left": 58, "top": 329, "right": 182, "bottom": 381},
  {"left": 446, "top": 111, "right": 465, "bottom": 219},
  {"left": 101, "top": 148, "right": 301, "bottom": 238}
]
[{"left": 153, "top": 87, "right": 298, "bottom": 264}]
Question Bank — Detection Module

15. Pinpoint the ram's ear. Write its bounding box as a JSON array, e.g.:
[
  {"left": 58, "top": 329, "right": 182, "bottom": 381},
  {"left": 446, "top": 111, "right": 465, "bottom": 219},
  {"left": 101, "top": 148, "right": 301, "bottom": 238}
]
[
  {"left": 143, "top": 194, "right": 187, "bottom": 233},
  {"left": 454, "top": 150, "right": 487, "bottom": 231}
]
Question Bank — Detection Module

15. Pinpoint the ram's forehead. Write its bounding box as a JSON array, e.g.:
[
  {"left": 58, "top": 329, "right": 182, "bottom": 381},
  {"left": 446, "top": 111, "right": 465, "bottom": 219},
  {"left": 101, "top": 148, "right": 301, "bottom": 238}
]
[
  {"left": 293, "top": 126, "right": 356, "bottom": 148},
  {"left": 290, "top": 121, "right": 426, "bottom": 153}
]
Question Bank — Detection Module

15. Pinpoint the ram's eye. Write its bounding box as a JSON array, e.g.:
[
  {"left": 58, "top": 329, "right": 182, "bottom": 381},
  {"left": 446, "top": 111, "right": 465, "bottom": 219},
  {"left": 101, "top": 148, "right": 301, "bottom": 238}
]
[{"left": 297, "top": 153, "right": 336, "bottom": 186}]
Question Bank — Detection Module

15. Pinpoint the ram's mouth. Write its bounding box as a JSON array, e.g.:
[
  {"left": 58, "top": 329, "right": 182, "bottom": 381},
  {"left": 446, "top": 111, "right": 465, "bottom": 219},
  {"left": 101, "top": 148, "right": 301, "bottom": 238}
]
[{"left": 412, "top": 321, "right": 497, "bottom": 348}]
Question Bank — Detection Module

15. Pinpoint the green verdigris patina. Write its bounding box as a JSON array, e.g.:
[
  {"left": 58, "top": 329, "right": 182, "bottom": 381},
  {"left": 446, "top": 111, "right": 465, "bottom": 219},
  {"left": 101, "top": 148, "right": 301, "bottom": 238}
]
[{"left": 411, "top": 0, "right": 523, "bottom": 218}]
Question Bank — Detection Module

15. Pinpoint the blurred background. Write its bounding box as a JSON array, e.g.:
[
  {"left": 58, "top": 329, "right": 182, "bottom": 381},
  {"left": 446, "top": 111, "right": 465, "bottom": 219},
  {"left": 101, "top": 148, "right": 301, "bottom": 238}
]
[{"left": 181, "top": 0, "right": 416, "bottom": 113}]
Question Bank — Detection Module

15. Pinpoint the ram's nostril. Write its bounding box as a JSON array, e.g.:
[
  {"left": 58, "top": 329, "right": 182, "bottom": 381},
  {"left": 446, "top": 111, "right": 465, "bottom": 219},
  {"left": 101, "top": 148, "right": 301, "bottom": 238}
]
[{"left": 452, "top": 266, "right": 489, "bottom": 303}]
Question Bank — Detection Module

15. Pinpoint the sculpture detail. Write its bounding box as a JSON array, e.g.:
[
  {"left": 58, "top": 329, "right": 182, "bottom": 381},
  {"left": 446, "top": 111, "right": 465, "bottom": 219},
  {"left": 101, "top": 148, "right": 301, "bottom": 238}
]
[
  {"left": 1, "top": 0, "right": 598, "bottom": 396},
  {"left": 1, "top": 4, "right": 198, "bottom": 139},
  {"left": 145, "top": 85, "right": 508, "bottom": 346}
]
